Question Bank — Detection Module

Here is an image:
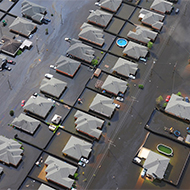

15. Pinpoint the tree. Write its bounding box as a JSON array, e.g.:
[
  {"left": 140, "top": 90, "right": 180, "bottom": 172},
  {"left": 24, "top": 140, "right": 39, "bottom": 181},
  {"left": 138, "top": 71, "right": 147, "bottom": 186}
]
[
  {"left": 91, "top": 59, "right": 98, "bottom": 66},
  {"left": 156, "top": 95, "right": 163, "bottom": 109},
  {"left": 138, "top": 84, "right": 144, "bottom": 89},
  {"left": 10, "top": 110, "right": 14, "bottom": 116}
]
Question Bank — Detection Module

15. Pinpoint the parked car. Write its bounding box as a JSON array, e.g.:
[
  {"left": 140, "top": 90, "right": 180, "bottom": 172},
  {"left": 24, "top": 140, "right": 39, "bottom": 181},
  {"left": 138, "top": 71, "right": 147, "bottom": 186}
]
[
  {"left": 139, "top": 58, "right": 146, "bottom": 62},
  {"left": 129, "top": 74, "right": 135, "bottom": 80},
  {"left": 185, "top": 97, "right": 189, "bottom": 103},
  {"left": 50, "top": 65, "right": 57, "bottom": 69},
  {"left": 7, "top": 60, "right": 16, "bottom": 65},
  {"left": 116, "top": 97, "right": 124, "bottom": 102},
  {"left": 165, "top": 95, "right": 171, "bottom": 102},
  {"left": 113, "top": 103, "right": 120, "bottom": 109},
  {"left": 141, "top": 168, "right": 147, "bottom": 178},
  {"left": 81, "top": 157, "right": 89, "bottom": 164},
  {"left": 45, "top": 73, "right": 53, "bottom": 79},
  {"left": 134, "top": 157, "right": 141, "bottom": 163},
  {"left": 48, "top": 98, "right": 55, "bottom": 103},
  {"left": 78, "top": 161, "right": 86, "bottom": 167},
  {"left": 175, "top": 8, "right": 179, "bottom": 14},
  {"left": 21, "top": 100, "right": 25, "bottom": 107},
  {"left": 118, "top": 92, "right": 124, "bottom": 98},
  {"left": 41, "top": 18, "right": 48, "bottom": 24},
  {"left": 4, "top": 65, "right": 11, "bottom": 71}
]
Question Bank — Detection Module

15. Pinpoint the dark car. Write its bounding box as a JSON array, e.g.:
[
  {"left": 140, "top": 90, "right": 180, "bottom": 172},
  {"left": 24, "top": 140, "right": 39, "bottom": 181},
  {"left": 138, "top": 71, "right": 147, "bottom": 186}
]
[
  {"left": 41, "top": 18, "right": 48, "bottom": 24},
  {"left": 7, "top": 60, "right": 16, "bottom": 65},
  {"left": 4, "top": 65, "right": 12, "bottom": 71}
]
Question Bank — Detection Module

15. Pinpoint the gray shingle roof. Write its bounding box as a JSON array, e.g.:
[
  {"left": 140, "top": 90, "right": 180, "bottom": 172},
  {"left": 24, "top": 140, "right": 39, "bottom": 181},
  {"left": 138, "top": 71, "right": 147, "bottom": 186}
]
[
  {"left": 100, "top": 0, "right": 122, "bottom": 12},
  {"left": 23, "top": 96, "right": 54, "bottom": 118},
  {"left": 150, "top": 0, "right": 173, "bottom": 14},
  {"left": 89, "top": 94, "right": 115, "bottom": 117},
  {"left": 45, "top": 156, "right": 77, "bottom": 189},
  {"left": 144, "top": 151, "right": 170, "bottom": 180},
  {"left": 127, "top": 26, "right": 158, "bottom": 44},
  {"left": 123, "top": 41, "right": 148, "bottom": 59},
  {"left": 87, "top": 9, "right": 112, "bottom": 27},
  {"left": 66, "top": 40, "right": 95, "bottom": 63},
  {"left": 11, "top": 113, "right": 40, "bottom": 134},
  {"left": 112, "top": 58, "right": 138, "bottom": 77},
  {"left": 165, "top": 94, "right": 190, "bottom": 121},
  {"left": 40, "top": 77, "right": 67, "bottom": 98},
  {"left": 0, "top": 36, "right": 22, "bottom": 56},
  {"left": 139, "top": 9, "right": 164, "bottom": 30},
  {"left": 21, "top": 0, "right": 46, "bottom": 23},
  {"left": 38, "top": 184, "right": 55, "bottom": 190},
  {"left": 102, "top": 75, "right": 128, "bottom": 95},
  {"left": 74, "top": 110, "right": 104, "bottom": 139},
  {"left": 9, "top": 17, "right": 37, "bottom": 37},
  {"left": 0, "top": 135, "right": 23, "bottom": 166},
  {"left": 0, "top": 167, "right": 3, "bottom": 174},
  {"left": 62, "top": 136, "right": 92, "bottom": 160},
  {"left": 79, "top": 23, "right": 104, "bottom": 46},
  {"left": 55, "top": 55, "right": 81, "bottom": 77}
]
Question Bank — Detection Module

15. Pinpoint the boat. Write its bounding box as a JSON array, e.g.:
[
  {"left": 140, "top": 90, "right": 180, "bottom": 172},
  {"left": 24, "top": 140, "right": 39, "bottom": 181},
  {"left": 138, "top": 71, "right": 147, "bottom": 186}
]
[{"left": 157, "top": 144, "right": 173, "bottom": 156}]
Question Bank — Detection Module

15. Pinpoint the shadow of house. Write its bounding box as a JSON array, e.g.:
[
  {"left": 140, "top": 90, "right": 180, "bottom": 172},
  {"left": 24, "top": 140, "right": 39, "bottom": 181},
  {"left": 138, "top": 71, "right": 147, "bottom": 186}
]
[
  {"left": 9, "top": 17, "right": 37, "bottom": 38},
  {"left": 0, "top": 36, "right": 22, "bottom": 57},
  {"left": 0, "top": 54, "right": 7, "bottom": 71}
]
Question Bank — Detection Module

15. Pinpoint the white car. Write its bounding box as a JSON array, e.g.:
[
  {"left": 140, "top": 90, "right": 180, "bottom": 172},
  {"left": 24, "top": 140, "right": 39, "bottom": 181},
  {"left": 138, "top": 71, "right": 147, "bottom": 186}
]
[
  {"left": 95, "top": 2, "right": 101, "bottom": 6},
  {"left": 50, "top": 65, "right": 57, "bottom": 69},
  {"left": 78, "top": 161, "right": 86, "bottom": 167},
  {"left": 113, "top": 103, "right": 120, "bottom": 109},
  {"left": 141, "top": 168, "right": 147, "bottom": 178},
  {"left": 45, "top": 73, "right": 53, "bottom": 79},
  {"left": 48, "top": 98, "right": 55, "bottom": 103},
  {"left": 139, "top": 58, "right": 146, "bottom": 62},
  {"left": 129, "top": 74, "right": 135, "bottom": 80},
  {"left": 134, "top": 157, "right": 141, "bottom": 163},
  {"left": 116, "top": 97, "right": 124, "bottom": 102},
  {"left": 81, "top": 157, "right": 89, "bottom": 164}
]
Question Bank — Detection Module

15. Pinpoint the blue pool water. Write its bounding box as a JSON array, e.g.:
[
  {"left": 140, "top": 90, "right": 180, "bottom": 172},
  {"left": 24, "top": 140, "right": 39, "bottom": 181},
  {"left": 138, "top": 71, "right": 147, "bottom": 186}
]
[{"left": 116, "top": 38, "right": 127, "bottom": 47}]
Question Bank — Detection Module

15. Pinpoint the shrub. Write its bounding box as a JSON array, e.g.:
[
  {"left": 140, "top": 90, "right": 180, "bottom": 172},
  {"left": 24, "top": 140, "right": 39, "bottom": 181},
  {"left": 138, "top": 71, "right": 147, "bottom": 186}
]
[
  {"left": 74, "top": 173, "right": 79, "bottom": 180},
  {"left": 91, "top": 59, "right": 98, "bottom": 66},
  {"left": 17, "top": 50, "right": 22, "bottom": 56},
  {"left": 9, "top": 110, "right": 14, "bottom": 116},
  {"left": 156, "top": 95, "right": 163, "bottom": 105},
  {"left": 148, "top": 41, "right": 153, "bottom": 49},
  {"left": 163, "top": 103, "right": 167, "bottom": 108},
  {"left": 108, "top": 122, "right": 111, "bottom": 126},
  {"left": 101, "top": 51, "right": 104, "bottom": 54},
  {"left": 51, "top": 14, "right": 54, "bottom": 16},
  {"left": 138, "top": 84, "right": 144, "bottom": 89},
  {"left": 97, "top": 57, "right": 100, "bottom": 60},
  {"left": 177, "top": 92, "right": 182, "bottom": 96}
]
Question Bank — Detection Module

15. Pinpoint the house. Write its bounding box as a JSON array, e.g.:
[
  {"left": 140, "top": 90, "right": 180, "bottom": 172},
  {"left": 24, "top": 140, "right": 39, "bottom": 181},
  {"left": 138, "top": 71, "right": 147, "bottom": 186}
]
[
  {"left": 101, "top": 75, "right": 128, "bottom": 96},
  {"left": 11, "top": 113, "right": 40, "bottom": 134},
  {"left": 0, "top": 54, "right": 7, "bottom": 71},
  {"left": 66, "top": 39, "right": 95, "bottom": 63},
  {"left": 87, "top": 9, "right": 112, "bottom": 27},
  {"left": 40, "top": 77, "right": 67, "bottom": 98},
  {"left": 89, "top": 94, "right": 115, "bottom": 118},
  {"left": 20, "top": 39, "right": 33, "bottom": 50},
  {"left": 74, "top": 110, "right": 104, "bottom": 140},
  {"left": 21, "top": 0, "right": 46, "bottom": 23},
  {"left": 123, "top": 41, "right": 148, "bottom": 60},
  {"left": 127, "top": 26, "right": 158, "bottom": 45},
  {"left": 0, "top": 135, "right": 23, "bottom": 166},
  {"left": 100, "top": 0, "right": 122, "bottom": 12},
  {"left": 38, "top": 184, "right": 55, "bottom": 190},
  {"left": 79, "top": 23, "right": 105, "bottom": 46},
  {"left": 165, "top": 94, "right": 190, "bottom": 121},
  {"left": 9, "top": 17, "right": 37, "bottom": 38},
  {"left": 143, "top": 151, "right": 170, "bottom": 180},
  {"left": 0, "top": 36, "right": 22, "bottom": 57},
  {"left": 23, "top": 96, "right": 54, "bottom": 119},
  {"left": 45, "top": 156, "right": 77, "bottom": 189},
  {"left": 62, "top": 136, "right": 92, "bottom": 160},
  {"left": 139, "top": 9, "right": 165, "bottom": 31},
  {"left": 150, "top": 0, "right": 173, "bottom": 14},
  {"left": 112, "top": 58, "right": 138, "bottom": 77},
  {"left": 55, "top": 55, "right": 81, "bottom": 77}
]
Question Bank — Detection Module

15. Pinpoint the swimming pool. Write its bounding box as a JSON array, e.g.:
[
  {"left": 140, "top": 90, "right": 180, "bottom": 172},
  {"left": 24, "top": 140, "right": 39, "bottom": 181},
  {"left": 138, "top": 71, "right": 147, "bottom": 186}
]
[
  {"left": 157, "top": 144, "right": 173, "bottom": 156},
  {"left": 116, "top": 38, "right": 127, "bottom": 47}
]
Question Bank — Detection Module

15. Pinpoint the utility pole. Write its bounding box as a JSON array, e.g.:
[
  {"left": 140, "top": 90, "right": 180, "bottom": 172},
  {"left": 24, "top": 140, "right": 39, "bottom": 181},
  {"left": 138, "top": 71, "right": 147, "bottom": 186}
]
[
  {"left": 150, "top": 59, "right": 156, "bottom": 77},
  {"left": 36, "top": 36, "right": 39, "bottom": 54},
  {"left": 7, "top": 75, "right": 12, "bottom": 90}
]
